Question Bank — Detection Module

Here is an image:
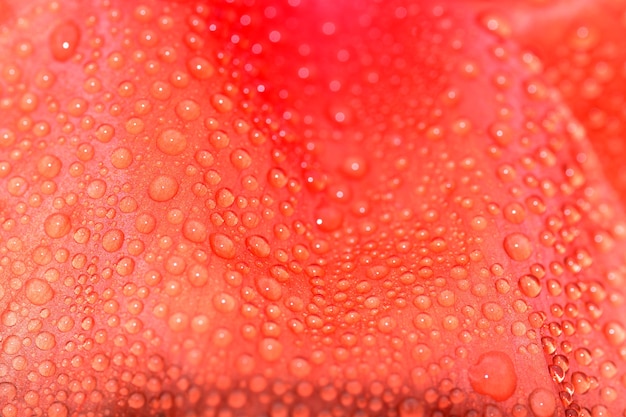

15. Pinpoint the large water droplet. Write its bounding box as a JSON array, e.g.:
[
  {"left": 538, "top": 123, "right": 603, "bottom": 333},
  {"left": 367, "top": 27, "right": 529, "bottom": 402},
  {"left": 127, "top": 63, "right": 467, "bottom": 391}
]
[
  {"left": 468, "top": 351, "right": 517, "bottom": 401},
  {"left": 49, "top": 21, "right": 80, "bottom": 61},
  {"left": 503, "top": 233, "right": 533, "bottom": 261},
  {"left": 24, "top": 278, "right": 54, "bottom": 305},
  {"left": 528, "top": 388, "right": 556, "bottom": 417}
]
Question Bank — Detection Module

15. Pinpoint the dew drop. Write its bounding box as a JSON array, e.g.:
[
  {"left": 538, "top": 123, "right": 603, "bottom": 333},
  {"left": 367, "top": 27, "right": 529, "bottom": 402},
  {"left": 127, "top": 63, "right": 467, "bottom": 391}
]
[
  {"left": 210, "top": 233, "right": 236, "bottom": 259},
  {"left": 35, "top": 331, "right": 56, "bottom": 350},
  {"left": 213, "top": 292, "right": 236, "bottom": 313},
  {"left": 468, "top": 351, "right": 517, "bottom": 401},
  {"left": 157, "top": 129, "right": 187, "bottom": 156},
  {"left": 47, "top": 402, "right": 69, "bottom": 417},
  {"left": 183, "top": 219, "right": 207, "bottom": 243},
  {"left": 256, "top": 277, "right": 282, "bottom": 301},
  {"left": 246, "top": 235, "right": 271, "bottom": 258},
  {"left": 258, "top": 338, "right": 282, "bottom": 362},
  {"left": 148, "top": 175, "right": 179, "bottom": 202},
  {"left": 315, "top": 205, "right": 343, "bottom": 232},
  {"left": 342, "top": 156, "right": 368, "bottom": 179},
  {"left": 37, "top": 155, "right": 62, "bottom": 178},
  {"left": 518, "top": 274, "right": 541, "bottom": 298},
  {"left": 102, "top": 229, "right": 124, "bottom": 252},
  {"left": 503, "top": 202, "right": 526, "bottom": 224},
  {"left": 398, "top": 398, "right": 425, "bottom": 417},
  {"left": 135, "top": 213, "right": 156, "bottom": 234},
  {"left": 86, "top": 179, "right": 107, "bottom": 199},
  {"left": 187, "top": 56, "right": 214, "bottom": 79},
  {"left": 481, "top": 302, "right": 504, "bottom": 321},
  {"left": 528, "top": 388, "right": 556, "bottom": 417},
  {"left": 211, "top": 93, "right": 233, "bottom": 113},
  {"left": 175, "top": 99, "right": 200, "bottom": 121},
  {"left": 44, "top": 213, "right": 71, "bottom": 238},
  {"left": 289, "top": 357, "right": 312, "bottom": 378},
  {"left": 603, "top": 321, "right": 626, "bottom": 346},
  {"left": 127, "top": 392, "right": 146, "bottom": 409},
  {"left": 49, "top": 21, "right": 80, "bottom": 61},
  {"left": 111, "top": 147, "right": 133, "bottom": 169},
  {"left": 187, "top": 264, "right": 209, "bottom": 287},
  {"left": 24, "top": 279, "right": 54, "bottom": 305},
  {"left": 503, "top": 233, "right": 532, "bottom": 261}
]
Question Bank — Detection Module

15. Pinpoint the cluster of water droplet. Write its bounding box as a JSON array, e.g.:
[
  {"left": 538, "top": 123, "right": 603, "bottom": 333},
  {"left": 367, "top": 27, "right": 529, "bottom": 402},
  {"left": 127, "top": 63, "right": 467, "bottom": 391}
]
[{"left": 1, "top": 0, "right": 626, "bottom": 416}]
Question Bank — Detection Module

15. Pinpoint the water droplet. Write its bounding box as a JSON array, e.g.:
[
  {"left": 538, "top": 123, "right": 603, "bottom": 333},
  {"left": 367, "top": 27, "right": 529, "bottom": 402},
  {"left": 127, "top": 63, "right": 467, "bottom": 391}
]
[
  {"left": 86, "top": 179, "right": 107, "bottom": 199},
  {"left": 47, "top": 402, "right": 69, "bottom": 417},
  {"left": 246, "top": 235, "right": 271, "bottom": 258},
  {"left": 127, "top": 392, "right": 146, "bottom": 409},
  {"left": 398, "top": 398, "right": 425, "bottom": 417},
  {"left": 518, "top": 274, "right": 542, "bottom": 298},
  {"left": 503, "top": 233, "right": 532, "bottom": 261},
  {"left": 148, "top": 175, "right": 179, "bottom": 202},
  {"left": 35, "top": 331, "right": 56, "bottom": 350},
  {"left": 157, "top": 129, "right": 187, "bottom": 156},
  {"left": 111, "top": 147, "right": 133, "bottom": 169},
  {"left": 258, "top": 338, "right": 282, "bottom": 362},
  {"left": 468, "top": 351, "right": 517, "bottom": 401},
  {"left": 44, "top": 213, "right": 71, "bottom": 238},
  {"left": 49, "top": 21, "right": 80, "bottom": 61},
  {"left": 213, "top": 292, "right": 236, "bottom": 313},
  {"left": 315, "top": 205, "right": 343, "bottom": 231},
  {"left": 135, "top": 213, "right": 156, "bottom": 234},
  {"left": 528, "top": 388, "right": 556, "bottom": 417},
  {"left": 102, "top": 229, "right": 124, "bottom": 252},
  {"left": 37, "top": 155, "right": 62, "bottom": 178},
  {"left": 342, "top": 156, "right": 368, "bottom": 179},
  {"left": 24, "top": 278, "right": 54, "bottom": 305},
  {"left": 187, "top": 56, "right": 214, "bottom": 79},
  {"left": 481, "top": 302, "right": 504, "bottom": 321},
  {"left": 503, "top": 202, "right": 526, "bottom": 224},
  {"left": 603, "top": 321, "right": 626, "bottom": 346},
  {"left": 210, "top": 233, "right": 236, "bottom": 259},
  {"left": 7, "top": 176, "right": 28, "bottom": 196},
  {"left": 182, "top": 219, "right": 207, "bottom": 243},
  {"left": 211, "top": 93, "right": 233, "bottom": 113},
  {"left": 289, "top": 357, "right": 312, "bottom": 378},
  {"left": 256, "top": 277, "right": 282, "bottom": 301},
  {"left": 175, "top": 99, "right": 200, "bottom": 121}
]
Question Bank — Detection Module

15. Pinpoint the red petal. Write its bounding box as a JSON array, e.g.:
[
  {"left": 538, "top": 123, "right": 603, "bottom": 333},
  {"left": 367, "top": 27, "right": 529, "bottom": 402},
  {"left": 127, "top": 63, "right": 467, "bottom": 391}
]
[{"left": 1, "top": 1, "right": 625, "bottom": 416}]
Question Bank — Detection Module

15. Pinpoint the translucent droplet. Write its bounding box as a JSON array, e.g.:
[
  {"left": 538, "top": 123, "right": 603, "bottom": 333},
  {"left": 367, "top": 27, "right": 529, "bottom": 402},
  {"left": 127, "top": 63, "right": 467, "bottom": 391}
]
[
  {"left": 148, "top": 175, "right": 179, "bottom": 202},
  {"left": 44, "top": 213, "right": 71, "bottom": 238},
  {"left": 468, "top": 351, "right": 517, "bottom": 401},
  {"left": 603, "top": 321, "right": 626, "bottom": 346},
  {"left": 157, "top": 129, "right": 187, "bottom": 156},
  {"left": 503, "top": 233, "right": 533, "bottom": 261},
  {"left": 258, "top": 338, "right": 283, "bottom": 362},
  {"left": 246, "top": 235, "right": 271, "bottom": 258},
  {"left": 24, "top": 279, "right": 54, "bottom": 305},
  {"left": 49, "top": 21, "right": 80, "bottom": 61},
  {"left": 182, "top": 219, "right": 207, "bottom": 243},
  {"left": 210, "top": 233, "right": 236, "bottom": 259},
  {"left": 528, "top": 388, "right": 556, "bottom": 417}
]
